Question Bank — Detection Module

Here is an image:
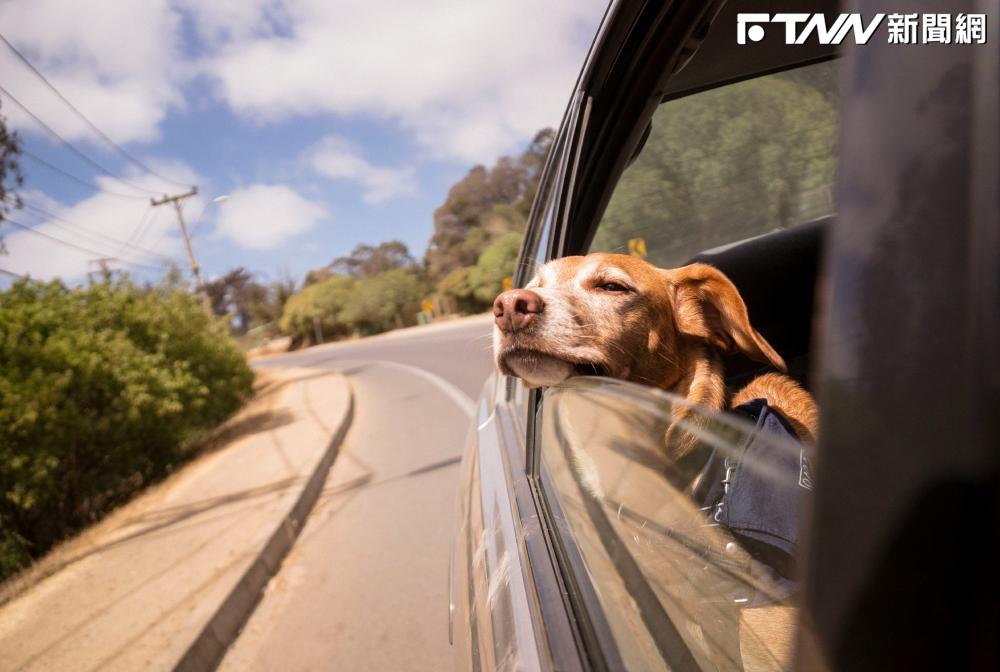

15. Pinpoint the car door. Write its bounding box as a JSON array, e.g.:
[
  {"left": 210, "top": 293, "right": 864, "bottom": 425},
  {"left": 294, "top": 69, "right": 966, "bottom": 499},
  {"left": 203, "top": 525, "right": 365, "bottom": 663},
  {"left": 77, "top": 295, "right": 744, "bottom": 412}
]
[
  {"left": 454, "top": 0, "right": 998, "bottom": 670},
  {"left": 528, "top": 47, "right": 839, "bottom": 669},
  {"left": 454, "top": 1, "right": 840, "bottom": 670},
  {"left": 451, "top": 98, "right": 590, "bottom": 672}
]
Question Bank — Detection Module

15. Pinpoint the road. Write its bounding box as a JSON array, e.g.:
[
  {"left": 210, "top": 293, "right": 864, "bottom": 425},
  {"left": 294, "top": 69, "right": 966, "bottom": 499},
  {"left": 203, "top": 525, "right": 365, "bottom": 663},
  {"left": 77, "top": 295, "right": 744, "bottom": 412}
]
[{"left": 220, "top": 315, "right": 494, "bottom": 671}]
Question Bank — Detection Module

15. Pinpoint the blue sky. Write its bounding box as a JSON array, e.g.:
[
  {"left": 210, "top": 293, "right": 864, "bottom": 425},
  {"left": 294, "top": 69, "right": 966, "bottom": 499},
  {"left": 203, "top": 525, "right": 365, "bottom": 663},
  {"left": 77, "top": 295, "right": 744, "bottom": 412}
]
[{"left": 0, "top": 0, "right": 607, "bottom": 287}]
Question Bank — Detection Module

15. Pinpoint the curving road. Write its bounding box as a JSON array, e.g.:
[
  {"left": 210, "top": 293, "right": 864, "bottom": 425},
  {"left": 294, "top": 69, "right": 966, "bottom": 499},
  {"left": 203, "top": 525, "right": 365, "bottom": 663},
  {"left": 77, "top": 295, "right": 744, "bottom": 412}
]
[{"left": 220, "top": 315, "right": 494, "bottom": 671}]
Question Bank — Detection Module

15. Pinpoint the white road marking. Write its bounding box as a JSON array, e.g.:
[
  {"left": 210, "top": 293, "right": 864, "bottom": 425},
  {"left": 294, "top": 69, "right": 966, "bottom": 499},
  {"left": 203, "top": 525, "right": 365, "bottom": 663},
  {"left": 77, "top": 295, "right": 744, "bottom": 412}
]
[{"left": 368, "top": 359, "right": 476, "bottom": 417}]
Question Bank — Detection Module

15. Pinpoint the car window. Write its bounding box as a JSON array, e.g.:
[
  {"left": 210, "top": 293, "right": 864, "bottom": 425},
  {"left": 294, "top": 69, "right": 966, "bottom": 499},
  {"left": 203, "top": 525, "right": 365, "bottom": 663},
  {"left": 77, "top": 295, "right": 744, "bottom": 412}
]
[
  {"left": 508, "top": 120, "right": 571, "bottom": 431},
  {"left": 515, "top": 121, "right": 567, "bottom": 288},
  {"left": 532, "top": 62, "right": 836, "bottom": 670},
  {"left": 538, "top": 377, "right": 813, "bottom": 671},
  {"left": 589, "top": 60, "right": 838, "bottom": 266}
]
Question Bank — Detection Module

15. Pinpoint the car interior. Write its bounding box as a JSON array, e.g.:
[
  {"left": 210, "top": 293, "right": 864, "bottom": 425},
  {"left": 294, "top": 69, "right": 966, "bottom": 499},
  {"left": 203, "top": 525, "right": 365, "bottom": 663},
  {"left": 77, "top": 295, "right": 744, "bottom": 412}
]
[{"left": 690, "top": 217, "right": 827, "bottom": 392}]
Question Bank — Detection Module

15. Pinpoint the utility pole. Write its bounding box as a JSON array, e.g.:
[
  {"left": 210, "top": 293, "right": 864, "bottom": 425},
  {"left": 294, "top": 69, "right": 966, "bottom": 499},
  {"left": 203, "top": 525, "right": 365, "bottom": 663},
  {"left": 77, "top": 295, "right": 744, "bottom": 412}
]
[
  {"left": 151, "top": 188, "right": 202, "bottom": 290},
  {"left": 87, "top": 257, "right": 119, "bottom": 282},
  {"left": 313, "top": 315, "right": 324, "bottom": 345}
]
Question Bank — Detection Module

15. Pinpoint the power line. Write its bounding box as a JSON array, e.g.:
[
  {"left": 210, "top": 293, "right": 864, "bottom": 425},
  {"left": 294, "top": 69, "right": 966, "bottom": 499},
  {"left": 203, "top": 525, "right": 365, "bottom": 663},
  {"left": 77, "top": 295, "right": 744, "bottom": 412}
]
[
  {"left": 0, "top": 32, "right": 193, "bottom": 191},
  {"left": 20, "top": 201, "right": 169, "bottom": 261},
  {"left": 20, "top": 149, "right": 148, "bottom": 200},
  {"left": 0, "top": 266, "right": 27, "bottom": 278},
  {"left": 2, "top": 216, "right": 165, "bottom": 271},
  {"left": 113, "top": 206, "right": 158, "bottom": 256},
  {"left": 0, "top": 83, "right": 162, "bottom": 197},
  {"left": 113, "top": 207, "right": 173, "bottom": 261}
]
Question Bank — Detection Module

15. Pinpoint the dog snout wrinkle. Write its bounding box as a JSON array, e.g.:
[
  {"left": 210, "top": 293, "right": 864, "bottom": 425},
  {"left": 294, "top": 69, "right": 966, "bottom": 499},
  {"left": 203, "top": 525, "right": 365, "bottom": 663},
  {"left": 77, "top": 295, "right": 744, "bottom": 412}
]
[{"left": 494, "top": 289, "right": 544, "bottom": 333}]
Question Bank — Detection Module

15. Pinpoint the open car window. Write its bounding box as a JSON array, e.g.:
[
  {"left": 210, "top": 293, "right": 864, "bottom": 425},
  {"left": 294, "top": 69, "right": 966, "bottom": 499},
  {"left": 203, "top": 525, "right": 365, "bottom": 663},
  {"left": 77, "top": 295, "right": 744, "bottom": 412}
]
[
  {"left": 530, "top": 60, "right": 840, "bottom": 671},
  {"left": 588, "top": 59, "right": 839, "bottom": 268},
  {"left": 538, "top": 378, "right": 813, "bottom": 671}
]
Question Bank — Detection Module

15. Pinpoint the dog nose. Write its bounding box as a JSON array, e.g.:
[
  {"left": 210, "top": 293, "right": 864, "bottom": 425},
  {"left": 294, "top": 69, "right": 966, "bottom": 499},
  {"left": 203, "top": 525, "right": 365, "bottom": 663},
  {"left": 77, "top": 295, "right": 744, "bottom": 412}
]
[{"left": 493, "top": 289, "right": 544, "bottom": 333}]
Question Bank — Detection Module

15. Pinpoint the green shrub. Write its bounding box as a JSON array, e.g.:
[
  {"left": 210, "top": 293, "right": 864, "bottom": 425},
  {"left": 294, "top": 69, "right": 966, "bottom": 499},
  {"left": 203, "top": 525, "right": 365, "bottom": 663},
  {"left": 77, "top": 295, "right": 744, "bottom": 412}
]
[
  {"left": 468, "top": 231, "right": 523, "bottom": 304},
  {"left": 279, "top": 275, "right": 356, "bottom": 343},
  {"left": 437, "top": 232, "right": 523, "bottom": 314},
  {"left": 340, "top": 269, "right": 427, "bottom": 335},
  {"left": 279, "top": 270, "right": 427, "bottom": 340},
  {"left": 0, "top": 277, "right": 253, "bottom": 580},
  {"left": 436, "top": 266, "right": 483, "bottom": 315}
]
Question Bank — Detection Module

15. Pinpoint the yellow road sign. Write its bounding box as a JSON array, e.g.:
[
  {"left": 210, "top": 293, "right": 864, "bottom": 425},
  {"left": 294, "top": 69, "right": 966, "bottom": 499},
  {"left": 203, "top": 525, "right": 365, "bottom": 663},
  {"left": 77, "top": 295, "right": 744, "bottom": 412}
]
[
  {"left": 421, "top": 299, "right": 434, "bottom": 314},
  {"left": 502, "top": 277, "right": 513, "bottom": 291},
  {"left": 628, "top": 238, "right": 648, "bottom": 258}
]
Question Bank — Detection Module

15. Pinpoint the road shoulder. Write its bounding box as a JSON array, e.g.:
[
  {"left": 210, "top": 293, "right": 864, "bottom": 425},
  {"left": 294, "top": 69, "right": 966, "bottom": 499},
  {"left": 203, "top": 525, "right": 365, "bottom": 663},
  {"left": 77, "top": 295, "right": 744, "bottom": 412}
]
[{"left": 0, "top": 366, "right": 354, "bottom": 672}]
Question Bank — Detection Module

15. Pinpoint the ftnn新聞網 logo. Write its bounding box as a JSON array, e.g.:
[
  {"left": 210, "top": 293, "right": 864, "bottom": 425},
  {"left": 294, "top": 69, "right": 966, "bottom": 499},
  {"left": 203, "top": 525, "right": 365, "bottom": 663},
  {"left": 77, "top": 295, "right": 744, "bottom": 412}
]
[{"left": 737, "top": 13, "right": 988, "bottom": 46}]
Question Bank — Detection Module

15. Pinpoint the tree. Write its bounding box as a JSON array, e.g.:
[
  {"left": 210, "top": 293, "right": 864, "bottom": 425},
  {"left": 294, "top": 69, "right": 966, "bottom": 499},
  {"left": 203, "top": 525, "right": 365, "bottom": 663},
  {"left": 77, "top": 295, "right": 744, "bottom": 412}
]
[
  {"left": 340, "top": 268, "right": 427, "bottom": 335},
  {"left": 0, "top": 100, "right": 25, "bottom": 254},
  {"left": 424, "top": 129, "right": 553, "bottom": 281},
  {"left": 437, "top": 231, "right": 524, "bottom": 313},
  {"left": 204, "top": 267, "right": 259, "bottom": 334},
  {"left": 591, "top": 73, "right": 837, "bottom": 268},
  {"left": 307, "top": 240, "right": 417, "bottom": 284},
  {"left": 436, "top": 266, "right": 479, "bottom": 315},
  {"left": 279, "top": 275, "right": 356, "bottom": 342},
  {"left": 468, "top": 231, "right": 523, "bottom": 304},
  {"left": 516, "top": 128, "right": 555, "bottom": 218},
  {"left": 248, "top": 275, "right": 296, "bottom": 327},
  {"left": 203, "top": 268, "right": 295, "bottom": 336}
]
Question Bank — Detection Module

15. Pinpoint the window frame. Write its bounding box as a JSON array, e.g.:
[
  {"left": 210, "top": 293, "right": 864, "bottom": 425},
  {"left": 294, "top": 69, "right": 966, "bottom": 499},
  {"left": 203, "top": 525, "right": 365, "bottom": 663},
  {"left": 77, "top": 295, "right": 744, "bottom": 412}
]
[
  {"left": 506, "top": 92, "right": 583, "bottom": 437},
  {"left": 522, "top": 32, "right": 842, "bottom": 672},
  {"left": 492, "top": 91, "right": 600, "bottom": 672}
]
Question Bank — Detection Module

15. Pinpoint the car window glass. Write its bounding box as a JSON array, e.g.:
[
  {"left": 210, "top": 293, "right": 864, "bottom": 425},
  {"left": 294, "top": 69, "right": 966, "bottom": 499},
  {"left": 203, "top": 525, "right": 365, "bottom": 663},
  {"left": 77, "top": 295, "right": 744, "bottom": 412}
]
[
  {"left": 589, "top": 60, "right": 838, "bottom": 266},
  {"left": 515, "top": 129, "right": 565, "bottom": 288},
  {"left": 509, "top": 128, "right": 567, "bottom": 426},
  {"left": 508, "top": 376, "right": 528, "bottom": 435},
  {"left": 538, "top": 377, "right": 813, "bottom": 671}
]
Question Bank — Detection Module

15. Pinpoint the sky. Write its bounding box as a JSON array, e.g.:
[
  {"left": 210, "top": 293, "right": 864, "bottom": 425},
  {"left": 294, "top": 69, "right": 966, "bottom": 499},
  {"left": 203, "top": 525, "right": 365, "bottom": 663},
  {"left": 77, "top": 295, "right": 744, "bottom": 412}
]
[{"left": 0, "top": 0, "right": 608, "bottom": 287}]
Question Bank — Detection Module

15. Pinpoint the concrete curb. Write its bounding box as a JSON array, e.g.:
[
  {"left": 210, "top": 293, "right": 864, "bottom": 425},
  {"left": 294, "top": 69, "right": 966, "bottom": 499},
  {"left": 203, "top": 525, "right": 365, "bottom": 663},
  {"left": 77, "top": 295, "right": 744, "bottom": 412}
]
[{"left": 174, "top": 377, "right": 356, "bottom": 672}]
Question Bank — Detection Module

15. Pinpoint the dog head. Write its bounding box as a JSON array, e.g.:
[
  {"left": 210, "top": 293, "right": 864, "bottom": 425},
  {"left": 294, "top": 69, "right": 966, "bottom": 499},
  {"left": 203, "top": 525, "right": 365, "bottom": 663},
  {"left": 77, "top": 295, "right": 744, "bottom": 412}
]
[{"left": 492, "top": 253, "right": 785, "bottom": 389}]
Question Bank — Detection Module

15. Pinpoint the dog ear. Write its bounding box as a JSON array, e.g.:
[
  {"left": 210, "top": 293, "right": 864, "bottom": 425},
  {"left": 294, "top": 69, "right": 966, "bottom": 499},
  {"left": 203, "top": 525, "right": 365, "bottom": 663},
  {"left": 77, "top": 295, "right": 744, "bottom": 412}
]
[{"left": 665, "top": 263, "right": 787, "bottom": 371}]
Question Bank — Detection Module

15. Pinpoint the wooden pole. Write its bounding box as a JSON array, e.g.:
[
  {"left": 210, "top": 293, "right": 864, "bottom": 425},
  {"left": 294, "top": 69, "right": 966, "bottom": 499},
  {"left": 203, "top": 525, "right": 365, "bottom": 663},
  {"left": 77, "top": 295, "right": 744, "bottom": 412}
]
[{"left": 151, "top": 188, "right": 202, "bottom": 290}]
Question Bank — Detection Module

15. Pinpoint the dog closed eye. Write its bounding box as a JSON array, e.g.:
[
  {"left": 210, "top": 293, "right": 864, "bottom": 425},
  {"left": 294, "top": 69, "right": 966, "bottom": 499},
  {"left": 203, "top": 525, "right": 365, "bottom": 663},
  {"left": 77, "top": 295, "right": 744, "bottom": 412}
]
[{"left": 594, "top": 280, "right": 632, "bottom": 293}]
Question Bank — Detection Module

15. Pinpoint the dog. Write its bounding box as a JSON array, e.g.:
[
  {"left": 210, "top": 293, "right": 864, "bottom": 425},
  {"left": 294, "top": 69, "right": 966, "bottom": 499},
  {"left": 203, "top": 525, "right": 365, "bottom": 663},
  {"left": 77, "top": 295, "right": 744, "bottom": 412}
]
[
  {"left": 492, "top": 253, "right": 818, "bottom": 449},
  {"left": 492, "top": 252, "right": 818, "bottom": 669}
]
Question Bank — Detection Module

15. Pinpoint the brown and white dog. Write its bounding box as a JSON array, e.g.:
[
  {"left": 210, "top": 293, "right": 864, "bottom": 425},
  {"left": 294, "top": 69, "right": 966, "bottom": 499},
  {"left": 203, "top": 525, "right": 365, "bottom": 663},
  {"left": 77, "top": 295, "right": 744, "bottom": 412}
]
[
  {"left": 493, "top": 252, "right": 816, "bottom": 668},
  {"left": 492, "top": 253, "right": 818, "bottom": 454}
]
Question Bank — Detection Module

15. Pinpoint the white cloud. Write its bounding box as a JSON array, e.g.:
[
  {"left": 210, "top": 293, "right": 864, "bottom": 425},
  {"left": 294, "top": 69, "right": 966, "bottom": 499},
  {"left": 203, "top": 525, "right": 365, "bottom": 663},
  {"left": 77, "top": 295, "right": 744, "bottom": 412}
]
[
  {"left": 2, "top": 162, "right": 203, "bottom": 281},
  {"left": 212, "top": 184, "right": 327, "bottom": 250},
  {"left": 174, "top": 0, "right": 290, "bottom": 44},
  {"left": 0, "top": 0, "right": 606, "bottom": 164},
  {"left": 198, "top": 0, "right": 607, "bottom": 162},
  {"left": 306, "top": 136, "right": 415, "bottom": 204},
  {"left": 0, "top": 0, "right": 184, "bottom": 145}
]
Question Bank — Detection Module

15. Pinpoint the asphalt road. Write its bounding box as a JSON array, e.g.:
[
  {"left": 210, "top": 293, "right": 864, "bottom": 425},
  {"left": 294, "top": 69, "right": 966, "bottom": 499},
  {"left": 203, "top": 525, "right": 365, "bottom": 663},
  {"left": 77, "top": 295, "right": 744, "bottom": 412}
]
[{"left": 220, "top": 315, "right": 494, "bottom": 671}]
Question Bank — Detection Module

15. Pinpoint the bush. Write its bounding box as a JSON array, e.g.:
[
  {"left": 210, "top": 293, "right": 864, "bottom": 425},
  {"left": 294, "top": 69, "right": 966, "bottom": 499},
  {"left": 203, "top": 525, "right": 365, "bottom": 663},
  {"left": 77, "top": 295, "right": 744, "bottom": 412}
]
[
  {"left": 437, "top": 232, "right": 523, "bottom": 314},
  {"left": 340, "top": 269, "right": 427, "bottom": 335},
  {"left": 279, "top": 270, "right": 427, "bottom": 340},
  {"left": 467, "top": 231, "right": 523, "bottom": 304},
  {"left": 436, "top": 266, "right": 483, "bottom": 315},
  {"left": 279, "top": 275, "right": 356, "bottom": 343},
  {"left": 0, "top": 277, "right": 253, "bottom": 580}
]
